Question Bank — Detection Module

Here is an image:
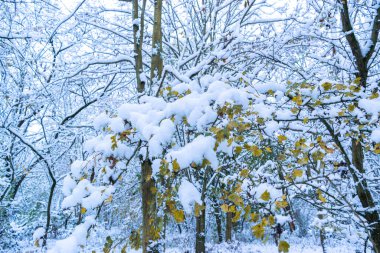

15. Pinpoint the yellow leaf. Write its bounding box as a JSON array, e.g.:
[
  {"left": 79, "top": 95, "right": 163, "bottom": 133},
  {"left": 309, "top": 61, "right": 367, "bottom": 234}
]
[
  {"left": 221, "top": 204, "right": 229, "bottom": 213},
  {"left": 244, "top": 205, "right": 251, "bottom": 219},
  {"left": 348, "top": 104, "right": 355, "bottom": 112},
  {"left": 290, "top": 107, "right": 299, "bottom": 114},
  {"left": 335, "top": 84, "right": 346, "bottom": 90},
  {"left": 297, "top": 156, "right": 309, "bottom": 165},
  {"left": 292, "top": 95, "right": 303, "bottom": 106},
  {"left": 353, "top": 77, "right": 361, "bottom": 85},
  {"left": 201, "top": 159, "right": 211, "bottom": 167},
  {"left": 251, "top": 145, "right": 262, "bottom": 157},
  {"left": 316, "top": 189, "right": 327, "bottom": 203},
  {"left": 172, "top": 159, "right": 180, "bottom": 172},
  {"left": 292, "top": 169, "right": 303, "bottom": 178},
  {"left": 240, "top": 169, "right": 250, "bottom": 178},
  {"left": 278, "top": 135, "right": 287, "bottom": 144},
  {"left": 172, "top": 209, "right": 185, "bottom": 223},
  {"left": 228, "top": 193, "right": 243, "bottom": 206},
  {"left": 370, "top": 92, "right": 379, "bottom": 99},
  {"left": 269, "top": 215, "right": 275, "bottom": 225},
  {"left": 228, "top": 205, "right": 236, "bottom": 213},
  {"left": 321, "top": 82, "right": 332, "bottom": 91},
  {"left": 275, "top": 200, "right": 288, "bottom": 209},
  {"left": 265, "top": 146, "right": 272, "bottom": 153},
  {"left": 80, "top": 207, "right": 87, "bottom": 214},
  {"left": 194, "top": 203, "right": 205, "bottom": 217},
  {"left": 235, "top": 146, "right": 243, "bottom": 155},
  {"left": 104, "top": 195, "right": 113, "bottom": 204},
  {"left": 232, "top": 210, "right": 241, "bottom": 222},
  {"left": 374, "top": 144, "right": 380, "bottom": 154},
  {"left": 279, "top": 240, "right": 290, "bottom": 253},
  {"left": 250, "top": 212, "right": 259, "bottom": 222},
  {"left": 312, "top": 150, "right": 325, "bottom": 161},
  {"left": 257, "top": 117, "right": 265, "bottom": 125},
  {"left": 260, "top": 190, "right": 271, "bottom": 201},
  {"left": 252, "top": 223, "right": 265, "bottom": 239},
  {"left": 111, "top": 135, "right": 118, "bottom": 150}
]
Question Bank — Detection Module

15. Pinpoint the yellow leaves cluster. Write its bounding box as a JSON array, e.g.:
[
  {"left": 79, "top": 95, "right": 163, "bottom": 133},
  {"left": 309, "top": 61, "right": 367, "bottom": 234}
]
[
  {"left": 244, "top": 143, "right": 263, "bottom": 157},
  {"left": 292, "top": 94, "right": 303, "bottom": 106},
  {"left": 292, "top": 169, "right": 303, "bottom": 178},
  {"left": 239, "top": 169, "right": 250, "bottom": 178},
  {"left": 172, "top": 209, "right": 185, "bottom": 223},
  {"left": 260, "top": 190, "right": 271, "bottom": 201},
  {"left": 275, "top": 199, "right": 289, "bottom": 209},
  {"left": 279, "top": 241, "right": 290, "bottom": 252},
  {"left": 321, "top": 82, "right": 332, "bottom": 91},
  {"left": 228, "top": 193, "right": 244, "bottom": 206},
  {"left": 252, "top": 223, "right": 265, "bottom": 239}
]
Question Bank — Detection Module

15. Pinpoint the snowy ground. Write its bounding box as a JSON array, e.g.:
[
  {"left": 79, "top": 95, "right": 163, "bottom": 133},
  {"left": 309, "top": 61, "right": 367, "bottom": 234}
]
[
  {"left": 19, "top": 240, "right": 357, "bottom": 253},
  {"left": 120, "top": 242, "right": 355, "bottom": 253}
]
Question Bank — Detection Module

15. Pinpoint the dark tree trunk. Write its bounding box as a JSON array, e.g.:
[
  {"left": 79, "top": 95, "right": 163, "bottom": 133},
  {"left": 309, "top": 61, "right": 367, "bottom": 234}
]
[
  {"left": 225, "top": 211, "right": 233, "bottom": 242},
  {"left": 141, "top": 159, "right": 159, "bottom": 253},
  {"left": 352, "top": 140, "right": 380, "bottom": 253},
  {"left": 196, "top": 208, "right": 206, "bottom": 253},
  {"left": 214, "top": 206, "right": 223, "bottom": 243}
]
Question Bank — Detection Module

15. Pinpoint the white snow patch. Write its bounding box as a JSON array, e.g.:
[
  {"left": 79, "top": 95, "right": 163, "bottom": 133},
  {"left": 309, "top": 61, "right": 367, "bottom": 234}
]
[{"left": 178, "top": 179, "right": 202, "bottom": 214}]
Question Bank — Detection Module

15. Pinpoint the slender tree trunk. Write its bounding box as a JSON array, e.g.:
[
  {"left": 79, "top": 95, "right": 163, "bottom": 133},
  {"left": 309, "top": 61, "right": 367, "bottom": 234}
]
[
  {"left": 319, "top": 229, "right": 326, "bottom": 253},
  {"left": 277, "top": 166, "right": 296, "bottom": 232},
  {"left": 141, "top": 159, "right": 159, "bottom": 253},
  {"left": 339, "top": 5, "right": 380, "bottom": 249},
  {"left": 214, "top": 206, "right": 223, "bottom": 243},
  {"left": 133, "top": 0, "right": 163, "bottom": 251},
  {"left": 42, "top": 169, "right": 56, "bottom": 247},
  {"left": 132, "top": 0, "right": 146, "bottom": 93},
  {"left": 352, "top": 139, "right": 380, "bottom": 253},
  {"left": 196, "top": 208, "right": 206, "bottom": 253},
  {"left": 225, "top": 211, "right": 233, "bottom": 242},
  {"left": 150, "top": 0, "right": 163, "bottom": 82}
]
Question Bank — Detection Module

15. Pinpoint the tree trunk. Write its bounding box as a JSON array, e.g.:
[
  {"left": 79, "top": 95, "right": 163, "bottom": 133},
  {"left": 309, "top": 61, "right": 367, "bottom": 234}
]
[
  {"left": 134, "top": 0, "right": 163, "bottom": 251},
  {"left": 352, "top": 139, "right": 380, "bottom": 253},
  {"left": 225, "top": 211, "right": 233, "bottom": 242},
  {"left": 150, "top": 0, "right": 163, "bottom": 82},
  {"left": 319, "top": 229, "right": 326, "bottom": 253},
  {"left": 214, "top": 206, "right": 223, "bottom": 243},
  {"left": 277, "top": 166, "right": 296, "bottom": 232},
  {"left": 132, "top": 0, "right": 146, "bottom": 93},
  {"left": 196, "top": 208, "right": 206, "bottom": 253},
  {"left": 141, "top": 159, "right": 159, "bottom": 253}
]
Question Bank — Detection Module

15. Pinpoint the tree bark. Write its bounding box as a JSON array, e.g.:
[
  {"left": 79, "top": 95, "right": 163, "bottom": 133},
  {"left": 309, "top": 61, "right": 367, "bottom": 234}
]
[
  {"left": 352, "top": 139, "right": 380, "bottom": 253},
  {"left": 150, "top": 0, "right": 163, "bottom": 82},
  {"left": 338, "top": 3, "right": 380, "bottom": 249},
  {"left": 214, "top": 206, "right": 223, "bottom": 243},
  {"left": 225, "top": 211, "right": 233, "bottom": 242},
  {"left": 141, "top": 159, "right": 159, "bottom": 253},
  {"left": 196, "top": 208, "right": 206, "bottom": 253}
]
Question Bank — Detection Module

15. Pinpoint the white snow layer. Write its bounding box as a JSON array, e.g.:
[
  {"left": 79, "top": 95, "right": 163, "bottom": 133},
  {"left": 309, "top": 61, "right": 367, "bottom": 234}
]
[{"left": 178, "top": 179, "right": 202, "bottom": 214}]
